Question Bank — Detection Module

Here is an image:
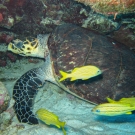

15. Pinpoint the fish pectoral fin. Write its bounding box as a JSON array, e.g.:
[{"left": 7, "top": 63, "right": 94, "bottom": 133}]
[
  {"left": 126, "top": 112, "right": 132, "bottom": 115},
  {"left": 70, "top": 77, "right": 77, "bottom": 81}
]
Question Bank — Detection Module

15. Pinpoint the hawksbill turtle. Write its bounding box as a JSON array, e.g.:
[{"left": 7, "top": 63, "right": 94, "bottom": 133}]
[{"left": 8, "top": 24, "right": 135, "bottom": 124}]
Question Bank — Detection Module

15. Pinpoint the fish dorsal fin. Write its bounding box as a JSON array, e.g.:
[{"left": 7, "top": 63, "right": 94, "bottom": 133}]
[
  {"left": 124, "top": 103, "right": 132, "bottom": 106},
  {"left": 72, "top": 68, "right": 79, "bottom": 73},
  {"left": 106, "top": 97, "right": 116, "bottom": 103},
  {"left": 120, "top": 98, "right": 127, "bottom": 101},
  {"left": 126, "top": 112, "right": 132, "bottom": 115},
  {"left": 120, "top": 97, "right": 135, "bottom": 102}
]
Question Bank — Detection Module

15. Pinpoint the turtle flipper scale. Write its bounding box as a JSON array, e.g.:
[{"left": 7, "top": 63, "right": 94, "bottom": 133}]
[
  {"left": 13, "top": 68, "right": 46, "bottom": 124},
  {"left": 14, "top": 105, "right": 39, "bottom": 124}
]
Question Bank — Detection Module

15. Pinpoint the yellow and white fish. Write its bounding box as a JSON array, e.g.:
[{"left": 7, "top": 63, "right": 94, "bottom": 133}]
[
  {"left": 107, "top": 97, "right": 135, "bottom": 107},
  {"left": 92, "top": 103, "right": 135, "bottom": 116},
  {"left": 36, "top": 108, "right": 66, "bottom": 135},
  {"left": 59, "top": 65, "right": 102, "bottom": 82}
]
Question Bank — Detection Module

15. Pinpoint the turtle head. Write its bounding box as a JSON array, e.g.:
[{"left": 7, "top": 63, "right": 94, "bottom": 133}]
[
  {"left": 8, "top": 34, "right": 50, "bottom": 58},
  {"left": 8, "top": 38, "right": 39, "bottom": 56}
]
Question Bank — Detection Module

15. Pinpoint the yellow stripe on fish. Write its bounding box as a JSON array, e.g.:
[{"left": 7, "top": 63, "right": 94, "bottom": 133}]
[
  {"left": 92, "top": 102, "right": 135, "bottom": 116},
  {"left": 36, "top": 108, "right": 66, "bottom": 135},
  {"left": 59, "top": 65, "right": 102, "bottom": 82}
]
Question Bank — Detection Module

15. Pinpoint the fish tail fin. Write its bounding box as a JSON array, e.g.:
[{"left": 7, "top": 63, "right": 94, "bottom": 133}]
[
  {"left": 59, "top": 70, "right": 68, "bottom": 82},
  {"left": 62, "top": 127, "right": 66, "bottom": 135},
  {"left": 60, "top": 121, "right": 66, "bottom": 135},
  {"left": 60, "top": 121, "right": 66, "bottom": 127}
]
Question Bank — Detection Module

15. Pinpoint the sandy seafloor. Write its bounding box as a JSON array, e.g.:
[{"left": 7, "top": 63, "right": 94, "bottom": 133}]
[{"left": 1, "top": 43, "right": 135, "bottom": 135}]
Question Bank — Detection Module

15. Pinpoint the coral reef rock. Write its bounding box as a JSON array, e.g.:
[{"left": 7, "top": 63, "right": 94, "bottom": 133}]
[
  {"left": 0, "top": 81, "right": 10, "bottom": 113},
  {"left": 75, "top": 0, "right": 135, "bottom": 15}
]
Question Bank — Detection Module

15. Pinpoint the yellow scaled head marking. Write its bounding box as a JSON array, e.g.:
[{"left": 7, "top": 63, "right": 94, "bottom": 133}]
[{"left": 8, "top": 38, "right": 39, "bottom": 56}]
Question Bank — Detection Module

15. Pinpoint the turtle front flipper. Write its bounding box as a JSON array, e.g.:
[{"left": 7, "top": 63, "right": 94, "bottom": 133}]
[
  {"left": 13, "top": 68, "right": 45, "bottom": 124},
  {"left": 9, "top": 34, "right": 59, "bottom": 124}
]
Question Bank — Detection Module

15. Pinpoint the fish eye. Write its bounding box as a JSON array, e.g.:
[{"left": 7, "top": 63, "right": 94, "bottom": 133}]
[{"left": 96, "top": 109, "right": 100, "bottom": 113}]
